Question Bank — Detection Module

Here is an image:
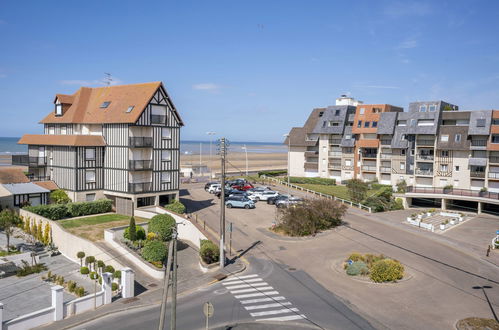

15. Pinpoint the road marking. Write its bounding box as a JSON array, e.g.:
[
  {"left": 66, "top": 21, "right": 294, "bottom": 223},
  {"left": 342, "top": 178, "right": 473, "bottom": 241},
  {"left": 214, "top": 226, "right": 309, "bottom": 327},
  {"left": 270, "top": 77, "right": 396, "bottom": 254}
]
[
  {"left": 225, "top": 282, "right": 269, "bottom": 290},
  {"left": 234, "top": 274, "right": 259, "bottom": 279},
  {"left": 230, "top": 286, "right": 273, "bottom": 294},
  {"left": 250, "top": 307, "right": 299, "bottom": 317},
  {"left": 234, "top": 291, "right": 279, "bottom": 299},
  {"left": 222, "top": 278, "right": 263, "bottom": 285},
  {"left": 245, "top": 302, "right": 292, "bottom": 310},
  {"left": 256, "top": 314, "right": 306, "bottom": 322},
  {"left": 240, "top": 297, "right": 286, "bottom": 304}
]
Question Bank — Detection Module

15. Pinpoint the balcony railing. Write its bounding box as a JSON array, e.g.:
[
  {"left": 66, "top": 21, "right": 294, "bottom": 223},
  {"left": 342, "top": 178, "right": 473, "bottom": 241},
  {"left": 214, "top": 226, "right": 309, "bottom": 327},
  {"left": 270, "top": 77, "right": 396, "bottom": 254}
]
[
  {"left": 26, "top": 175, "right": 51, "bottom": 181},
  {"left": 415, "top": 168, "right": 433, "bottom": 176},
  {"left": 362, "top": 153, "right": 377, "bottom": 159},
  {"left": 129, "top": 137, "right": 153, "bottom": 147},
  {"left": 470, "top": 171, "right": 485, "bottom": 178},
  {"left": 416, "top": 154, "right": 434, "bottom": 161},
  {"left": 129, "top": 160, "right": 153, "bottom": 171},
  {"left": 329, "top": 164, "right": 342, "bottom": 170},
  {"left": 380, "top": 153, "right": 392, "bottom": 159},
  {"left": 380, "top": 139, "right": 392, "bottom": 145},
  {"left": 12, "top": 155, "right": 47, "bottom": 167},
  {"left": 128, "top": 182, "right": 153, "bottom": 193},
  {"left": 151, "top": 115, "right": 166, "bottom": 125},
  {"left": 406, "top": 186, "right": 499, "bottom": 201},
  {"left": 329, "top": 139, "right": 342, "bottom": 145},
  {"left": 305, "top": 150, "right": 318, "bottom": 157},
  {"left": 361, "top": 165, "right": 377, "bottom": 172},
  {"left": 489, "top": 156, "right": 499, "bottom": 163},
  {"left": 417, "top": 140, "right": 435, "bottom": 146},
  {"left": 488, "top": 172, "right": 499, "bottom": 179},
  {"left": 379, "top": 166, "right": 391, "bottom": 173},
  {"left": 328, "top": 152, "right": 342, "bottom": 158},
  {"left": 471, "top": 140, "right": 487, "bottom": 147}
]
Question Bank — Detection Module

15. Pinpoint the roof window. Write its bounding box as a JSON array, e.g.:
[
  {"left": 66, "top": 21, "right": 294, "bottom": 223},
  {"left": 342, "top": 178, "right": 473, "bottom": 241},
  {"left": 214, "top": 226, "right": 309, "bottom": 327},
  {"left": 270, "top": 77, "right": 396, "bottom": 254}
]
[
  {"left": 100, "top": 101, "right": 111, "bottom": 108},
  {"left": 126, "top": 106, "right": 134, "bottom": 113}
]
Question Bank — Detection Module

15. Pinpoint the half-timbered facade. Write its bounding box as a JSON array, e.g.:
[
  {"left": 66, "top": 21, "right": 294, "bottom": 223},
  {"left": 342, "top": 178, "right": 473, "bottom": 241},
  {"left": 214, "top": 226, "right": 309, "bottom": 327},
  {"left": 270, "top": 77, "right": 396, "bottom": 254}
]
[{"left": 16, "top": 82, "right": 183, "bottom": 213}]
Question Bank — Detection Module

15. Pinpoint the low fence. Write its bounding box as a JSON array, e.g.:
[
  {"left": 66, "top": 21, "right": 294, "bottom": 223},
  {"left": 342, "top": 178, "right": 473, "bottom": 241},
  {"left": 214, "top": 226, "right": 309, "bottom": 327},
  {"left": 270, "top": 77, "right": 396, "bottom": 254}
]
[{"left": 261, "top": 176, "right": 372, "bottom": 213}]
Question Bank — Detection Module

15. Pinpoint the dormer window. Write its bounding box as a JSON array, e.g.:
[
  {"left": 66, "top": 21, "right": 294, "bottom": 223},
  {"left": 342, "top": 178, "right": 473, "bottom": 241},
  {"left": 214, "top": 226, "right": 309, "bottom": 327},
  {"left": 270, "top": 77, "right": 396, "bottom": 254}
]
[
  {"left": 100, "top": 101, "right": 111, "bottom": 108},
  {"left": 55, "top": 104, "right": 63, "bottom": 116},
  {"left": 126, "top": 106, "right": 134, "bottom": 113}
]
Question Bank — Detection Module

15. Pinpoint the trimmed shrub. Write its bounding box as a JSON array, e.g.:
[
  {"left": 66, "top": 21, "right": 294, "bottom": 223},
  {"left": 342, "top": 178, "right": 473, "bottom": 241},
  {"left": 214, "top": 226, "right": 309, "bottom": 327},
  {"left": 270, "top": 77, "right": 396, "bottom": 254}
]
[
  {"left": 104, "top": 265, "right": 115, "bottom": 274},
  {"left": 89, "top": 272, "right": 98, "bottom": 280},
  {"left": 113, "top": 270, "right": 121, "bottom": 279},
  {"left": 77, "top": 251, "right": 85, "bottom": 267},
  {"left": 75, "top": 287, "right": 85, "bottom": 297},
  {"left": 142, "top": 240, "right": 167, "bottom": 263},
  {"left": 364, "top": 254, "right": 385, "bottom": 269},
  {"left": 164, "top": 200, "right": 186, "bottom": 214},
  {"left": 346, "top": 261, "right": 369, "bottom": 276},
  {"left": 147, "top": 232, "right": 157, "bottom": 241},
  {"left": 97, "top": 260, "right": 105, "bottom": 270},
  {"left": 348, "top": 253, "right": 365, "bottom": 262},
  {"left": 85, "top": 256, "right": 95, "bottom": 267},
  {"left": 258, "top": 170, "right": 287, "bottom": 177},
  {"left": 369, "top": 259, "right": 404, "bottom": 283},
  {"left": 24, "top": 204, "right": 68, "bottom": 220},
  {"left": 124, "top": 226, "right": 146, "bottom": 241},
  {"left": 67, "top": 281, "right": 77, "bottom": 293},
  {"left": 50, "top": 189, "right": 71, "bottom": 204},
  {"left": 112, "top": 282, "right": 118, "bottom": 291},
  {"left": 67, "top": 199, "right": 112, "bottom": 217},
  {"left": 80, "top": 266, "right": 90, "bottom": 275},
  {"left": 289, "top": 177, "right": 336, "bottom": 185},
  {"left": 148, "top": 214, "right": 176, "bottom": 241},
  {"left": 199, "top": 239, "right": 219, "bottom": 264}
]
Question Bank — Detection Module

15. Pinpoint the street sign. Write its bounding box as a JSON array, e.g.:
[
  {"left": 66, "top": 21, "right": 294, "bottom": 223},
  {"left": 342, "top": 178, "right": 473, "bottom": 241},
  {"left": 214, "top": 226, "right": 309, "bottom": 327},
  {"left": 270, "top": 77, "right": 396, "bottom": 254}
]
[
  {"left": 227, "top": 222, "right": 233, "bottom": 232},
  {"left": 203, "top": 302, "right": 214, "bottom": 318}
]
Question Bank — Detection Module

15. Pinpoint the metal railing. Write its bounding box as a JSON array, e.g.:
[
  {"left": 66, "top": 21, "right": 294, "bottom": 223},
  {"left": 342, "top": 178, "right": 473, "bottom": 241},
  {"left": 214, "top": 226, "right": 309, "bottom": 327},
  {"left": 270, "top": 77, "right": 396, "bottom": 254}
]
[
  {"left": 490, "top": 156, "right": 499, "bottom": 163},
  {"left": 361, "top": 165, "right": 377, "bottom": 171},
  {"left": 380, "top": 154, "right": 392, "bottom": 159},
  {"left": 379, "top": 166, "right": 391, "bottom": 173},
  {"left": 129, "top": 160, "right": 153, "bottom": 170},
  {"left": 470, "top": 171, "right": 485, "bottom": 178},
  {"left": 11, "top": 155, "right": 47, "bottom": 167},
  {"left": 261, "top": 175, "right": 372, "bottom": 213},
  {"left": 416, "top": 139, "right": 435, "bottom": 146},
  {"left": 380, "top": 139, "right": 392, "bottom": 145},
  {"left": 362, "top": 153, "right": 377, "bottom": 159},
  {"left": 406, "top": 186, "right": 499, "bottom": 201},
  {"left": 328, "top": 164, "right": 342, "bottom": 170},
  {"left": 329, "top": 139, "right": 342, "bottom": 145},
  {"left": 151, "top": 115, "right": 166, "bottom": 124},
  {"left": 328, "top": 152, "right": 342, "bottom": 157},
  {"left": 488, "top": 172, "right": 499, "bottom": 179},
  {"left": 471, "top": 140, "right": 487, "bottom": 147},
  {"left": 416, "top": 154, "right": 434, "bottom": 161},
  {"left": 128, "top": 182, "right": 152, "bottom": 193},
  {"left": 415, "top": 168, "right": 433, "bottom": 176},
  {"left": 129, "top": 137, "right": 153, "bottom": 147},
  {"left": 26, "top": 175, "right": 51, "bottom": 181}
]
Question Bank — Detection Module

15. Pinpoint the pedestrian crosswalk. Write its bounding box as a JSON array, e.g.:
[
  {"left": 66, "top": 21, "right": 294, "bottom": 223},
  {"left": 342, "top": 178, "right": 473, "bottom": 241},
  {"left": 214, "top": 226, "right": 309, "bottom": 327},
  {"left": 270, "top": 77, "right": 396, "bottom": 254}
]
[{"left": 222, "top": 274, "right": 306, "bottom": 322}]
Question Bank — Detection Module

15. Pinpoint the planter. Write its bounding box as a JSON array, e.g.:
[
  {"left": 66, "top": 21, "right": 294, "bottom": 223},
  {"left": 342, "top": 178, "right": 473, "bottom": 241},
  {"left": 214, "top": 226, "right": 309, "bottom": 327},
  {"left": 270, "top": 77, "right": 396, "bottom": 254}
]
[
  {"left": 198, "top": 256, "right": 218, "bottom": 272},
  {"left": 458, "top": 217, "right": 463, "bottom": 222},
  {"left": 440, "top": 224, "right": 445, "bottom": 230},
  {"left": 427, "top": 212, "right": 433, "bottom": 217},
  {"left": 450, "top": 219, "right": 456, "bottom": 225}
]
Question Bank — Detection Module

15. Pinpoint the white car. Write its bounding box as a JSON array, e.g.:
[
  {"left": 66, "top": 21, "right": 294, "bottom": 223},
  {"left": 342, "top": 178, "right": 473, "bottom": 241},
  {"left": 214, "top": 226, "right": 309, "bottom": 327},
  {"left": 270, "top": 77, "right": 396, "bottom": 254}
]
[
  {"left": 246, "top": 186, "right": 271, "bottom": 195},
  {"left": 207, "top": 183, "right": 221, "bottom": 193},
  {"left": 251, "top": 190, "right": 279, "bottom": 201}
]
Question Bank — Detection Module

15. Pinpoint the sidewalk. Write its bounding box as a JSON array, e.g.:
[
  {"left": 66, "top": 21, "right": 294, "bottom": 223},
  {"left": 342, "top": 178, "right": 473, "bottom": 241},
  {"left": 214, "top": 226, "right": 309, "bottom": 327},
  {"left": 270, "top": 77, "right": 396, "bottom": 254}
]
[{"left": 37, "top": 257, "right": 246, "bottom": 330}]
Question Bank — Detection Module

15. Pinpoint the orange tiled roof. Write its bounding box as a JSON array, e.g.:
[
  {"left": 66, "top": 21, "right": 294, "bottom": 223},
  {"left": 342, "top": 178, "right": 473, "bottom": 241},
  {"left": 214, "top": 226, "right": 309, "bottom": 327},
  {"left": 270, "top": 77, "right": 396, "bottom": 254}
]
[
  {"left": 18, "top": 135, "right": 106, "bottom": 146},
  {"left": 41, "top": 82, "right": 164, "bottom": 124},
  {"left": 0, "top": 168, "right": 30, "bottom": 184},
  {"left": 33, "top": 180, "right": 59, "bottom": 191}
]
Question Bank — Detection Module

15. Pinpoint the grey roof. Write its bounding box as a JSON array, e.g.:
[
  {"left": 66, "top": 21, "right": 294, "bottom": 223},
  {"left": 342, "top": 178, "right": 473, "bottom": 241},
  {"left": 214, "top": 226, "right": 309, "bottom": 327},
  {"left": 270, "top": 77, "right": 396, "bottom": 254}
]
[
  {"left": 311, "top": 106, "right": 356, "bottom": 134},
  {"left": 468, "top": 110, "right": 492, "bottom": 135},
  {"left": 2, "top": 183, "right": 49, "bottom": 195},
  {"left": 377, "top": 112, "right": 398, "bottom": 134},
  {"left": 340, "top": 126, "right": 355, "bottom": 147}
]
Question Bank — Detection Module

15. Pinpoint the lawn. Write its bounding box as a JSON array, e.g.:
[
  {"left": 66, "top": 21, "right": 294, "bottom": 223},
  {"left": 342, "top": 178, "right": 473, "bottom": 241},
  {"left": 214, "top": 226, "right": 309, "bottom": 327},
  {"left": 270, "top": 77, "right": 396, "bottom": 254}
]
[
  {"left": 60, "top": 214, "right": 149, "bottom": 242},
  {"left": 296, "top": 184, "right": 385, "bottom": 201}
]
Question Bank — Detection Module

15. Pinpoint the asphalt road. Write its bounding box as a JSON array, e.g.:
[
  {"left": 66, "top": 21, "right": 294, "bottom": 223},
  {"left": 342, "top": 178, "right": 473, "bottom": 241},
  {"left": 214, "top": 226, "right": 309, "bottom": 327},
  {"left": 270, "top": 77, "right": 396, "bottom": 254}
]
[{"left": 74, "top": 256, "right": 374, "bottom": 330}]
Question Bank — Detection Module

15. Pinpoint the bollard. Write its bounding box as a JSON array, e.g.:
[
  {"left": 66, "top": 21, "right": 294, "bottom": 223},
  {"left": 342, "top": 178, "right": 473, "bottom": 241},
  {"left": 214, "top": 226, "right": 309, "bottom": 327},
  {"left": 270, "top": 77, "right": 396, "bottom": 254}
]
[
  {"left": 121, "top": 268, "right": 135, "bottom": 298},
  {"left": 0, "top": 302, "right": 3, "bottom": 327},
  {"left": 51, "top": 285, "right": 64, "bottom": 321}
]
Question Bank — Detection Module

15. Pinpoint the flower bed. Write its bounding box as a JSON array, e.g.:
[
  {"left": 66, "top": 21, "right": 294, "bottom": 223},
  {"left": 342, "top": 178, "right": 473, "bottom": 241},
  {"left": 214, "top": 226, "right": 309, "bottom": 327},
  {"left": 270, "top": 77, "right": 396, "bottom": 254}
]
[{"left": 343, "top": 253, "right": 405, "bottom": 283}]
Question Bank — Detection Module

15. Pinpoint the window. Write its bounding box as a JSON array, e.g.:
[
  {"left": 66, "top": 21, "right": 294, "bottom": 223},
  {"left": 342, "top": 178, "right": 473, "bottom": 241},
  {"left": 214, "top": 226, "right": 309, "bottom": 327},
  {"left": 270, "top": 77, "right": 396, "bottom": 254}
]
[
  {"left": 49, "top": 126, "right": 55, "bottom": 135},
  {"left": 410, "top": 119, "right": 416, "bottom": 127},
  {"left": 335, "top": 109, "right": 340, "bottom": 116},
  {"left": 455, "top": 165, "right": 460, "bottom": 172},
  {"left": 419, "top": 105, "right": 427, "bottom": 112},
  {"left": 359, "top": 108, "right": 365, "bottom": 115},
  {"left": 455, "top": 134, "right": 461, "bottom": 142},
  {"left": 372, "top": 121, "right": 378, "bottom": 128},
  {"left": 410, "top": 149, "right": 415, "bottom": 156},
  {"left": 440, "top": 135, "right": 449, "bottom": 142},
  {"left": 492, "top": 135, "right": 499, "bottom": 143},
  {"left": 373, "top": 108, "right": 381, "bottom": 113},
  {"left": 364, "top": 121, "right": 370, "bottom": 128},
  {"left": 476, "top": 119, "right": 486, "bottom": 127},
  {"left": 161, "top": 150, "right": 171, "bottom": 161},
  {"left": 100, "top": 101, "right": 111, "bottom": 108},
  {"left": 492, "top": 118, "right": 499, "bottom": 125},
  {"left": 345, "top": 159, "right": 352, "bottom": 166},
  {"left": 126, "top": 106, "right": 135, "bottom": 113},
  {"left": 401, "top": 149, "right": 406, "bottom": 155},
  {"left": 428, "top": 105, "right": 437, "bottom": 112},
  {"left": 161, "top": 128, "right": 171, "bottom": 139},
  {"left": 328, "top": 121, "right": 339, "bottom": 127},
  {"left": 441, "top": 150, "right": 449, "bottom": 157},
  {"left": 400, "top": 162, "right": 405, "bottom": 170},
  {"left": 440, "top": 164, "right": 448, "bottom": 172},
  {"left": 85, "top": 148, "right": 95, "bottom": 160},
  {"left": 417, "top": 119, "right": 434, "bottom": 126},
  {"left": 345, "top": 134, "right": 352, "bottom": 140},
  {"left": 319, "top": 111, "right": 324, "bottom": 117},
  {"left": 357, "top": 121, "right": 362, "bottom": 128},
  {"left": 161, "top": 172, "right": 171, "bottom": 183},
  {"left": 86, "top": 193, "right": 96, "bottom": 202},
  {"left": 55, "top": 104, "right": 62, "bottom": 116},
  {"left": 61, "top": 126, "right": 67, "bottom": 135},
  {"left": 401, "top": 134, "right": 406, "bottom": 141},
  {"left": 397, "top": 120, "right": 407, "bottom": 126},
  {"left": 85, "top": 170, "right": 96, "bottom": 183},
  {"left": 322, "top": 121, "right": 326, "bottom": 127},
  {"left": 151, "top": 105, "right": 167, "bottom": 124}
]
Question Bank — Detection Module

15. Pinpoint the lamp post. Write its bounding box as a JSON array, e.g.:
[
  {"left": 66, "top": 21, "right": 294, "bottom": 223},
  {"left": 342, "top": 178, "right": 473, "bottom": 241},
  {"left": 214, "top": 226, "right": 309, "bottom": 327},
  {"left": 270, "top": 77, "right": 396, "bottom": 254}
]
[
  {"left": 283, "top": 134, "right": 290, "bottom": 195},
  {"left": 242, "top": 145, "right": 248, "bottom": 176},
  {"left": 207, "top": 132, "right": 216, "bottom": 178}
]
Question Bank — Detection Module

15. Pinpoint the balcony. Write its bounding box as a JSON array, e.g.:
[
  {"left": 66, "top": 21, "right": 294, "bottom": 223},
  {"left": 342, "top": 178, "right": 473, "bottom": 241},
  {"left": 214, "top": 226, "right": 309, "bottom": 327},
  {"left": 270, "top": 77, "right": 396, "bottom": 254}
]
[
  {"left": 379, "top": 166, "right": 391, "bottom": 173},
  {"left": 416, "top": 154, "right": 434, "bottom": 161},
  {"left": 151, "top": 115, "right": 166, "bottom": 125},
  {"left": 489, "top": 156, "right": 499, "bottom": 164},
  {"left": 129, "top": 137, "right": 153, "bottom": 147},
  {"left": 470, "top": 171, "right": 485, "bottom": 178},
  {"left": 380, "top": 153, "right": 392, "bottom": 159},
  {"left": 328, "top": 164, "right": 342, "bottom": 170},
  {"left": 471, "top": 139, "right": 487, "bottom": 147},
  {"left": 129, "top": 160, "right": 153, "bottom": 171},
  {"left": 380, "top": 139, "right": 392, "bottom": 145},
  {"left": 362, "top": 153, "right": 377, "bottom": 159},
  {"left": 328, "top": 152, "right": 342, "bottom": 158},
  {"left": 12, "top": 155, "right": 47, "bottom": 167},
  {"left": 361, "top": 165, "right": 377, "bottom": 172},
  {"left": 488, "top": 172, "right": 499, "bottom": 180},
  {"left": 329, "top": 139, "right": 342, "bottom": 145},
  {"left": 305, "top": 150, "right": 318, "bottom": 157},
  {"left": 415, "top": 168, "right": 433, "bottom": 176},
  {"left": 417, "top": 139, "right": 435, "bottom": 146},
  {"left": 128, "top": 182, "right": 153, "bottom": 193}
]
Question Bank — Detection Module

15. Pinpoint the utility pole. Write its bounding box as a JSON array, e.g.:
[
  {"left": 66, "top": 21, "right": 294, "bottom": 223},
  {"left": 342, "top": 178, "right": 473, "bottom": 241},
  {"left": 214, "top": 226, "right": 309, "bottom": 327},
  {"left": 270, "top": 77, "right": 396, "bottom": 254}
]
[
  {"left": 158, "top": 232, "right": 175, "bottom": 330},
  {"left": 170, "top": 228, "right": 178, "bottom": 330},
  {"left": 218, "top": 138, "right": 228, "bottom": 269}
]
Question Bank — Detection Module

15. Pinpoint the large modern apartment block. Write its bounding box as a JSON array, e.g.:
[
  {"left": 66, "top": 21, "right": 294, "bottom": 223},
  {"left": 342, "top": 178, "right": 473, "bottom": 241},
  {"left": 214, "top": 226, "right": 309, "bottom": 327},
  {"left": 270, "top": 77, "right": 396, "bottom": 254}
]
[
  {"left": 14, "top": 82, "right": 183, "bottom": 213},
  {"left": 286, "top": 97, "right": 499, "bottom": 192}
]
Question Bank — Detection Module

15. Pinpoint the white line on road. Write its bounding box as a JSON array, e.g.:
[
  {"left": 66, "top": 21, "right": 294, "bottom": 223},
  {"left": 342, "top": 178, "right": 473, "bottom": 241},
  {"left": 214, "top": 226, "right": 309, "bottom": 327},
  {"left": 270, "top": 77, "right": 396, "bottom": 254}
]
[
  {"left": 230, "top": 286, "right": 273, "bottom": 294},
  {"left": 222, "top": 278, "right": 263, "bottom": 285},
  {"left": 250, "top": 307, "right": 299, "bottom": 317},
  {"left": 225, "top": 282, "right": 269, "bottom": 290},
  {"left": 240, "top": 297, "right": 286, "bottom": 304},
  {"left": 245, "top": 302, "right": 292, "bottom": 310},
  {"left": 232, "top": 274, "right": 259, "bottom": 279},
  {"left": 256, "top": 314, "right": 306, "bottom": 322},
  {"left": 234, "top": 291, "right": 279, "bottom": 299}
]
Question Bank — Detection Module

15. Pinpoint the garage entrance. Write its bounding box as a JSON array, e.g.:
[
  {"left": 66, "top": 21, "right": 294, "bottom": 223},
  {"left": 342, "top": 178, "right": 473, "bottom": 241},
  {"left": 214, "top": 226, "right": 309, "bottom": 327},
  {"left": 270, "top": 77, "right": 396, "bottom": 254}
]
[
  {"left": 411, "top": 197, "right": 441, "bottom": 208},
  {"left": 447, "top": 199, "right": 478, "bottom": 213}
]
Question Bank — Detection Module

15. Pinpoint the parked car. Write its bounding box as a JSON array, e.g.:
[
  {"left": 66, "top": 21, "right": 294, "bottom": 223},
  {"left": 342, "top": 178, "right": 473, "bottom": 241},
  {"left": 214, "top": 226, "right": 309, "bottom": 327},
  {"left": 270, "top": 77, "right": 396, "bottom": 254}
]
[
  {"left": 204, "top": 182, "right": 219, "bottom": 191},
  {"left": 267, "top": 194, "right": 292, "bottom": 205},
  {"left": 276, "top": 197, "right": 304, "bottom": 208},
  {"left": 251, "top": 190, "right": 279, "bottom": 201},
  {"left": 225, "top": 196, "right": 255, "bottom": 209},
  {"left": 216, "top": 188, "right": 240, "bottom": 198},
  {"left": 207, "top": 183, "right": 221, "bottom": 194},
  {"left": 246, "top": 186, "right": 271, "bottom": 195},
  {"left": 231, "top": 183, "right": 254, "bottom": 191}
]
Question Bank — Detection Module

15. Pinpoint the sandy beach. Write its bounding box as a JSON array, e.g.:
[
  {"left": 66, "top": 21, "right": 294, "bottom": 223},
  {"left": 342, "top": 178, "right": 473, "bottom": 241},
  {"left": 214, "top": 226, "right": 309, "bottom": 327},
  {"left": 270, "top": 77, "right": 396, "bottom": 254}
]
[{"left": 180, "top": 152, "right": 287, "bottom": 173}]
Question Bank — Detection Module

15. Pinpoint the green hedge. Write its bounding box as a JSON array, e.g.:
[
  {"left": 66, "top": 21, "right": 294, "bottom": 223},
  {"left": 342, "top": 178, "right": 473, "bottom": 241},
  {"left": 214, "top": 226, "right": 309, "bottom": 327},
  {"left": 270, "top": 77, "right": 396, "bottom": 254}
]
[
  {"left": 163, "top": 200, "right": 186, "bottom": 214},
  {"left": 289, "top": 177, "right": 336, "bottom": 185},
  {"left": 199, "top": 239, "right": 219, "bottom": 264},
  {"left": 124, "top": 226, "right": 146, "bottom": 240},
  {"left": 148, "top": 214, "right": 176, "bottom": 241},
  {"left": 369, "top": 259, "right": 404, "bottom": 283},
  {"left": 258, "top": 170, "right": 287, "bottom": 177},
  {"left": 142, "top": 240, "right": 167, "bottom": 263},
  {"left": 24, "top": 199, "right": 112, "bottom": 220}
]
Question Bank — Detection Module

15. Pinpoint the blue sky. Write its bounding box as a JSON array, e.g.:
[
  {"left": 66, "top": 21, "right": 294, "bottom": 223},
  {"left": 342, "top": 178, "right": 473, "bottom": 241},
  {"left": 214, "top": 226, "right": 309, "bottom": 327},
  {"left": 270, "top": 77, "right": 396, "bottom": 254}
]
[{"left": 1, "top": 1, "right": 499, "bottom": 142}]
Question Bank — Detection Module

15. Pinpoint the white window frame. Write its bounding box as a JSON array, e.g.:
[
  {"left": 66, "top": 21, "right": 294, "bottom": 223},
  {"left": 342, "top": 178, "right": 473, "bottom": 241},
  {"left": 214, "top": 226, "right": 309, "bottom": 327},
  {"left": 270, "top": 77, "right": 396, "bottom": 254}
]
[
  {"left": 441, "top": 135, "right": 449, "bottom": 142},
  {"left": 61, "top": 125, "right": 67, "bottom": 135},
  {"left": 161, "top": 127, "right": 172, "bottom": 139},
  {"left": 55, "top": 104, "right": 63, "bottom": 116},
  {"left": 400, "top": 162, "right": 405, "bottom": 170},
  {"left": 359, "top": 108, "right": 365, "bottom": 115},
  {"left": 85, "top": 148, "right": 96, "bottom": 160},
  {"left": 161, "top": 150, "right": 172, "bottom": 162},
  {"left": 440, "top": 164, "right": 448, "bottom": 172},
  {"left": 161, "top": 172, "right": 171, "bottom": 183},
  {"left": 419, "top": 105, "right": 427, "bottom": 112},
  {"left": 455, "top": 134, "right": 461, "bottom": 142},
  {"left": 85, "top": 170, "right": 96, "bottom": 183}
]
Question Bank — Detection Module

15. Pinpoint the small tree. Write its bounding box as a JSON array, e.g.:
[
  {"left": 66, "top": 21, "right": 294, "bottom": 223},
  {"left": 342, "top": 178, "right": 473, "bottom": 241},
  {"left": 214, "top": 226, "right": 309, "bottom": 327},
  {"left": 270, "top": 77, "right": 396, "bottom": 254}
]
[
  {"left": 97, "top": 260, "right": 105, "bottom": 274},
  {"left": 396, "top": 180, "right": 407, "bottom": 193},
  {"left": 346, "top": 179, "right": 368, "bottom": 203},
  {"left": 24, "top": 216, "right": 31, "bottom": 234},
  {"left": 85, "top": 256, "right": 96, "bottom": 271},
  {"left": 0, "top": 209, "right": 21, "bottom": 252},
  {"left": 128, "top": 216, "right": 137, "bottom": 241},
  {"left": 32, "top": 220, "right": 38, "bottom": 241},
  {"left": 50, "top": 189, "right": 71, "bottom": 204},
  {"left": 36, "top": 221, "right": 43, "bottom": 242},
  {"left": 77, "top": 251, "right": 85, "bottom": 267}
]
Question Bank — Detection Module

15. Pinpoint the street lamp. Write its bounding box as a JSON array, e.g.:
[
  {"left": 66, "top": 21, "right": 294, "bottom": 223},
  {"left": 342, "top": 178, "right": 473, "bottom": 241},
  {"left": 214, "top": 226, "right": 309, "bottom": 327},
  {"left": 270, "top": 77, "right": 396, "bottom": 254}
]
[
  {"left": 472, "top": 285, "right": 498, "bottom": 322},
  {"left": 241, "top": 145, "right": 248, "bottom": 176},
  {"left": 283, "top": 133, "right": 290, "bottom": 195},
  {"left": 207, "top": 131, "right": 216, "bottom": 178}
]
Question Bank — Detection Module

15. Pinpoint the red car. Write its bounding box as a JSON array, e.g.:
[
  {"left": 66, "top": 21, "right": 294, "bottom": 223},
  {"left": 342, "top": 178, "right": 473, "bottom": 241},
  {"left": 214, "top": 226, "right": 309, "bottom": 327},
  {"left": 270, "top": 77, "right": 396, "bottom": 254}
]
[{"left": 231, "top": 183, "right": 254, "bottom": 191}]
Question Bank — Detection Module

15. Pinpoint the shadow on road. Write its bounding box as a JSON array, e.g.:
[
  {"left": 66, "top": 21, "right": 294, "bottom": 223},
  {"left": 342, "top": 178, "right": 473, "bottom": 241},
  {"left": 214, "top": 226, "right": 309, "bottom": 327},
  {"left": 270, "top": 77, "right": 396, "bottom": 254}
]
[
  {"left": 180, "top": 197, "right": 215, "bottom": 213},
  {"left": 228, "top": 241, "right": 262, "bottom": 265}
]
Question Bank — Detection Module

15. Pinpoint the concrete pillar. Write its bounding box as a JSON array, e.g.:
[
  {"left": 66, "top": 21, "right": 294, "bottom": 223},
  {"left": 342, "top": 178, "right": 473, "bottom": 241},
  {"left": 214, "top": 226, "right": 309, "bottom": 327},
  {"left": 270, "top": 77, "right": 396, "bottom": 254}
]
[
  {"left": 0, "top": 302, "right": 4, "bottom": 328},
  {"left": 51, "top": 285, "right": 64, "bottom": 321},
  {"left": 101, "top": 272, "right": 113, "bottom": 305},
  {"left": 441, "top": 198, "right": 447, "bottom": 210},
  {"left": 121, "top": 268, "right": 135, "bottom": 298},
  {"left": 402, "top": 197, "right": 410, "bottom": 209},
  {"left": 478, "top": 202, "right": 483, "bottom": 214}
]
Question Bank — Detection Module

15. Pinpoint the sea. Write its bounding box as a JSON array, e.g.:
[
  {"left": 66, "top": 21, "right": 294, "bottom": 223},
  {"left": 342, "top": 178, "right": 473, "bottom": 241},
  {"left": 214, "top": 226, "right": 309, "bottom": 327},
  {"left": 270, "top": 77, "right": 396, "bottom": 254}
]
[{"left": 0, "top": 137, "right": 286, "bottom": 156}]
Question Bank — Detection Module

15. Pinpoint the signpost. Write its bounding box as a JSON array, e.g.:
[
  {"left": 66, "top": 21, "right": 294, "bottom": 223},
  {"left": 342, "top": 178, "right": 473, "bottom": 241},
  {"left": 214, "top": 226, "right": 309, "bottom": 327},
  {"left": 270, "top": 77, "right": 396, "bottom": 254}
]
[
  {"left": 203, "top": 302, "right": 214, "bottom": 329},
  {"left": 227, "top": 222, "right": 233, "bottom": 257}
]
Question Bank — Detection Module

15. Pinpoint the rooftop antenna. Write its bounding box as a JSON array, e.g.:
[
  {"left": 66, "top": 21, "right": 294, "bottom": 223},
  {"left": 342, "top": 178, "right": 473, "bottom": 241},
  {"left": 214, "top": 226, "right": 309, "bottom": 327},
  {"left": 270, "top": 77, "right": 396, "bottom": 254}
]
[{"left": 104, "top": 72, "right": 113, "bottom": 86}]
